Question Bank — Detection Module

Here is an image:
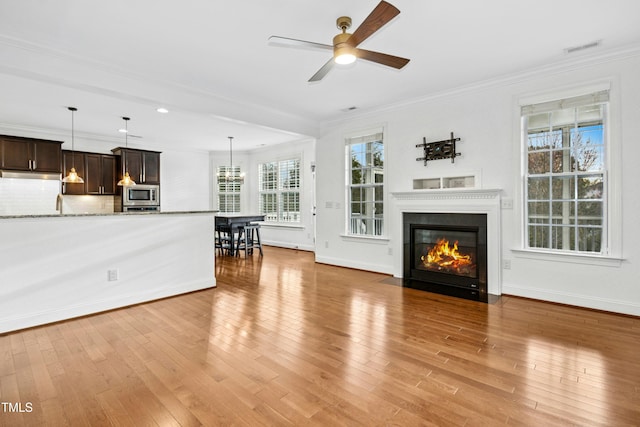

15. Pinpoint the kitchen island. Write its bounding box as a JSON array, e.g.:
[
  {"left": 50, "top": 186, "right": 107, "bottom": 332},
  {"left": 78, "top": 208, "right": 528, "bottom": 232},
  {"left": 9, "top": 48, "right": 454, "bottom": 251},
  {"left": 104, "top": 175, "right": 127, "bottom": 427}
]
[{"left": 0, "top": 211, "right": 216, "bottom": 333}]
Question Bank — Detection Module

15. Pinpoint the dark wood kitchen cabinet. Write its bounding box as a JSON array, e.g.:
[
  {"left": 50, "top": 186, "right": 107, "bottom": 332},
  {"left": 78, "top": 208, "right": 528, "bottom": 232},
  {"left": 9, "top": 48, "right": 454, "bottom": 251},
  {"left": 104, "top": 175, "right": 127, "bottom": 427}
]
[
  {"left": 0, "top": 135, "right": 62, "bottom": 173},
  {"left": 111, "top": 147, "right": 161, "bottom": 185},
  {"left": 61, "top": 150, "right": 116, "bottom": 195},
  {"left": 86, "top": 153, "right": 116, "bottom": 195}
]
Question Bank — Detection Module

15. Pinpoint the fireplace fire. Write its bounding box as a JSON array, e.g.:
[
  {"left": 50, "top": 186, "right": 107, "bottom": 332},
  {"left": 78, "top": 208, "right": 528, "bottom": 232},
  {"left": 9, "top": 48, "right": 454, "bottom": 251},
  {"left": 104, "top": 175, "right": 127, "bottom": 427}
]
[
  {"left": 421, "top": 238, "right": 476, "bottom": 277},
  {"left": 403, "top": 213, "right": 488, "bottom": 302}
]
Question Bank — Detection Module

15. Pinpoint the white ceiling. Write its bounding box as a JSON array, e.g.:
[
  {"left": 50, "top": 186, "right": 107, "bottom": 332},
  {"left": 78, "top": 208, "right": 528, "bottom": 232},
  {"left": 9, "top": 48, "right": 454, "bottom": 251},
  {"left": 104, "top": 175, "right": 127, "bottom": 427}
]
[{"left": 1, "top": 0, "right": 639, "bottom": 152}]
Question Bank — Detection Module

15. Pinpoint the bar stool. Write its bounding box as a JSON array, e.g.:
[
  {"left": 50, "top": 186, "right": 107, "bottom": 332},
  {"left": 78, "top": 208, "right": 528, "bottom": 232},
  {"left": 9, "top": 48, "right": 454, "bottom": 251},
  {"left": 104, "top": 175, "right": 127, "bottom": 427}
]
[
  {"left": 236, "top": 223, "right": 263, "bottom": 257},
  {"left": 215, "top": 224, "right": 232, "bottom": 256}
]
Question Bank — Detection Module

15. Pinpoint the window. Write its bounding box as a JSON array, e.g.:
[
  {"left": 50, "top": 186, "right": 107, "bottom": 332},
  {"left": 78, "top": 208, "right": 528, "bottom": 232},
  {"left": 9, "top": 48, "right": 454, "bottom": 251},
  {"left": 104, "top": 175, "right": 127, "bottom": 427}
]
[
  {"left": 522, "top": 90, "right": 608, "bottom": 254},
  {"left": 217, "top": 166, "right": 241, "bottom": 213},
  {"left": 258, "top": 158, "right": 300, "bottom": 223},
  {"left": 346, "top": 131, "right": 384, "bottom": 236}
]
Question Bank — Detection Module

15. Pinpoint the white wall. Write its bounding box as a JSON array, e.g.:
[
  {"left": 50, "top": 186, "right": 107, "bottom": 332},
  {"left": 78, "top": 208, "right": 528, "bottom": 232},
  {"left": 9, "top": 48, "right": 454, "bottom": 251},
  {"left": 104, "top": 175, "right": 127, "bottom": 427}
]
[
  {"left": 210, "top": 138, "right": 316, "bottom": 251},
  {"left": 0, "top": 212, "right": 215, "bottom": 333},
  {"left": 314, "top": 50, "right": 640, "bottom": 316},
  {"left": 161, "top": 149, "right": 210, "bottom": 212}
]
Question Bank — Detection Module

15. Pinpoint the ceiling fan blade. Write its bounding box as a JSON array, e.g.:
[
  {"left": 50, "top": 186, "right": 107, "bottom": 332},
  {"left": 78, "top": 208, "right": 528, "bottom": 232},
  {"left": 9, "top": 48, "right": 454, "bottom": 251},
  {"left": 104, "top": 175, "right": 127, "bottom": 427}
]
[
  {"left": 347, "top": 1, "right": 400, "bottom": 48},
  {"left": 268, "top": 35, "right": 332, "bottom": 52},
  {"left": 309, "top": 58, "right": 335, "bottom": 82},
  {"left": 354, "top": 48, "right": 410, "bottom": 69}
]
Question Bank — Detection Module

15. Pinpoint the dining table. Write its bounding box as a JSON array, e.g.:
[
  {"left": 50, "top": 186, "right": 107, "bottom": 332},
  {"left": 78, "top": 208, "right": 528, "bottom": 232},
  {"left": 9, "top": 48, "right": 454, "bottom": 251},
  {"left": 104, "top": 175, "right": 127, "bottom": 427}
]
[{"left": 215, "top": 214, "right": 265, "bottom": 255}]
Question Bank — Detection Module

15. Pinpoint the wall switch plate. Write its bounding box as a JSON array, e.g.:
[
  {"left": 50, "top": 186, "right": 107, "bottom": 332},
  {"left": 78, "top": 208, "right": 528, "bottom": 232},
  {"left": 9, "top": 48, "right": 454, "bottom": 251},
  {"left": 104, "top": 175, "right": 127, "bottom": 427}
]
[{"left": 501, "top": 198, "right": 514, "bottom": 209}]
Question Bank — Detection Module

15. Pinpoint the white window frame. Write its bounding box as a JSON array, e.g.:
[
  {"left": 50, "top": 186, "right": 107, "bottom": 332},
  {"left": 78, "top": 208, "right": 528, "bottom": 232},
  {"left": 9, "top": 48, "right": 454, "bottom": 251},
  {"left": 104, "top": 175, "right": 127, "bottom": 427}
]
[
  {"left": 258, "top": 158, "right": 301, "bottom": 223},
  {"left": 345, "top": 130, "right": 385, "bottom": 237},
  {"left": 518, "top": 86, "right": 622, "bottom": 263},
  {"left": 216, "top": 165, "right": 241, "bottom": 213}
]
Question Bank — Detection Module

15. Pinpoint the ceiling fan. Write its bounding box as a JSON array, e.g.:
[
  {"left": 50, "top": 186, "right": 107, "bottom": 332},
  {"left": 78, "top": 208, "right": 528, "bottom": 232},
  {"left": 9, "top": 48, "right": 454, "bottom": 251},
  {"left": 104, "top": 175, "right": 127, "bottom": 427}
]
[{"left": 269, "top": 0, "right": 410, "bottom": 82}]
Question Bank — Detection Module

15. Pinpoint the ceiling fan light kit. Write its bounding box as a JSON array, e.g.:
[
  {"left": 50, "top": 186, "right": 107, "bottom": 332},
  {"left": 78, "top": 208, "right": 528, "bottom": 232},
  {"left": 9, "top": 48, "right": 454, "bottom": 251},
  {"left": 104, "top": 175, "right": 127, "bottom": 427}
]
[
  {"left": 269, "top": 0, "right": 410, "bottom": 82},
  {"left": 333, "top": 17, "right": 356, "bottom": 65}
]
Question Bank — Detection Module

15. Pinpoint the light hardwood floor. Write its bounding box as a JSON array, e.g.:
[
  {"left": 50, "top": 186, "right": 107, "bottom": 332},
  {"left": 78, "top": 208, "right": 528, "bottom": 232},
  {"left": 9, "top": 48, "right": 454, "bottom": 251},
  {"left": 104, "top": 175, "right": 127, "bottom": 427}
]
[{"left": 1, "top": 246, "right": 639, "bottom": 426}]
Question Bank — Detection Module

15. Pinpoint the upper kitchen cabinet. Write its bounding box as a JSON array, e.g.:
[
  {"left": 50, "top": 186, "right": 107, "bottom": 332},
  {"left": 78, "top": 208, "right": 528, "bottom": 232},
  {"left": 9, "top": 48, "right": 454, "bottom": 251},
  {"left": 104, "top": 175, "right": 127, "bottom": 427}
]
[
  {"left": 61, "top": 150, "right": 86, "bottom": 195},
  {"left": 111, "top": 147, "right": 161, "bottom": 185},
  {"left": 86, "top": 153, "right": 116, "bottom": 195},
  {"left": 0, "top": 135, "right": 62, "bottom": 173},
  {"left": 62, "top": 150, "right": 117, "bottom": 195}
]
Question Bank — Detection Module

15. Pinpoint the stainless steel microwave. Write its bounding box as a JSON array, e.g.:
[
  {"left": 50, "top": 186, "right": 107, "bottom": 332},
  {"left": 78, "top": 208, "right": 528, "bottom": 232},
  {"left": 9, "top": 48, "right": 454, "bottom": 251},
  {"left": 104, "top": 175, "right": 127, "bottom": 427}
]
[{"left": 122, "top": 184, "right": 159, "bottom": 207}]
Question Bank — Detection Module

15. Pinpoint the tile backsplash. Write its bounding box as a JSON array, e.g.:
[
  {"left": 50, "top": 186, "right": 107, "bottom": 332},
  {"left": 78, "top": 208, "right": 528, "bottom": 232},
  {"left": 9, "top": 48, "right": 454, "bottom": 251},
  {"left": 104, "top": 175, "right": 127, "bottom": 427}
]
[
  {"left": 0, "top": 178, "right": 114, "bottom": 215},
  {"left": 0, "top": 178, "right": 60, "bottom": 215},
  {"left": 62, "top": 194, "right": 114, "bottom": 214}
]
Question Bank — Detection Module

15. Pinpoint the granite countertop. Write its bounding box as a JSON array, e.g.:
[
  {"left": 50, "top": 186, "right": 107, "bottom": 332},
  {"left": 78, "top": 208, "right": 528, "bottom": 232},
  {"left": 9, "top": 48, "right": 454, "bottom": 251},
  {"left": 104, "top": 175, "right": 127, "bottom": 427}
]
[{"left": 0, "top": 210, "right": 219, "bottom": 219}]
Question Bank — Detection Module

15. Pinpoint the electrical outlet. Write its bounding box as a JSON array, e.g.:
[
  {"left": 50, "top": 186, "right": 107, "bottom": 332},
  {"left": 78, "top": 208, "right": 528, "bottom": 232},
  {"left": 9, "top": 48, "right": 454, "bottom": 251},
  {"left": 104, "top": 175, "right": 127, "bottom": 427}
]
[
  {"left": 388, "top": 247, "right": 393, "bottom": 256},
  {"left": 324, "top": 241, "right": 329, "bottom": 249},
  {"left": 503, "top": 260, "right": 511, "bottom": 270},
  {"left": 108, "top": 269, "right": 119, "bottom": 281}
]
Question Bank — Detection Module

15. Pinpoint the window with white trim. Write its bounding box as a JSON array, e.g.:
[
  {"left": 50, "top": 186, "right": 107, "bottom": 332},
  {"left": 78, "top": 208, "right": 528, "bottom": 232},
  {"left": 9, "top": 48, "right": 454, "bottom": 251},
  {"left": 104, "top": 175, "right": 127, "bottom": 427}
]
[
  {"left": 217, "top": 166, "right": 241, "bottom": 213},
  {"left": 522, "top": 90, "right": 608, "bottom": 254},
  {"left": 258, "top": 158, "right": 301, "bottom": 223},
  {"left": 346, "top": 131, "right": 384, "bottom": 236}
]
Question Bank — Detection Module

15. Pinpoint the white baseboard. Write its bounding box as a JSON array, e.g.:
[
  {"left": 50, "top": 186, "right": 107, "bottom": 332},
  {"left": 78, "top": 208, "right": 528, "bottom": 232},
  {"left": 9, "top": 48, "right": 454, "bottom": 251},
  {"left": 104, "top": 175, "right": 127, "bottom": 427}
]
[
  {"left": 262, "top": 240, "right": 315, "bottom": 252},
  {"left": 502, "top": 282, "right": 640, "bottom": 316},
  {"left": 0, "top": 279, "right": 216, "bottom": 334},
  {"left": 314, "top": 255, "right": 394, "bottom": 275}
]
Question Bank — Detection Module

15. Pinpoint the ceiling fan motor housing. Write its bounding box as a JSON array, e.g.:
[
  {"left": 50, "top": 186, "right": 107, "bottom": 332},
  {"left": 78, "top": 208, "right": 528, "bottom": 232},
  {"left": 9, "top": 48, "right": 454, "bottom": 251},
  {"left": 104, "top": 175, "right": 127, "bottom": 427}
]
[
  {"left": 333, "top": 32, "right": 353, "bottom": 53},
  {"left": 333, "top": 17, "right": 354, "bottom": 64}
]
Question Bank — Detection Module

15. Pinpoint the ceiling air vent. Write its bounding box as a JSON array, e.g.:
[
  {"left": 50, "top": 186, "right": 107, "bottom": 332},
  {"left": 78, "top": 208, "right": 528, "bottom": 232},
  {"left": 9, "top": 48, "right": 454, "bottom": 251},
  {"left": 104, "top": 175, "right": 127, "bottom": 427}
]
[{"left": 564, "top": 40, "right": 602, "bottom": 54}]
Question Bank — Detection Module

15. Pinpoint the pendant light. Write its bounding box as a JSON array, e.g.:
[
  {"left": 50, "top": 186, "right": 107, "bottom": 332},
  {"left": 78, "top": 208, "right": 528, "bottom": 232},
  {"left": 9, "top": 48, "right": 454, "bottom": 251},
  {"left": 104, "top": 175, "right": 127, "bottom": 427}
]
[
  {"left": 117, "top": 116, "right": 136, "bottom": 186},
  {"left": 62, "top": 107, "right": 84, "bottom": 183},
  {"left": 217, "top": 136, "right": 244, "bottom": 184}
]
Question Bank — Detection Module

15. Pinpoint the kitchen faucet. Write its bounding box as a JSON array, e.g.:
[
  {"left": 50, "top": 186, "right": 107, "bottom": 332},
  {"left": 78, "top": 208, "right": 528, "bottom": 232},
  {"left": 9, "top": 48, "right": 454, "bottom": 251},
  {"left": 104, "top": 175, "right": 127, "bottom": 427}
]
[{"left": 56, "top": 193, "right": 64, "bottom": 215}]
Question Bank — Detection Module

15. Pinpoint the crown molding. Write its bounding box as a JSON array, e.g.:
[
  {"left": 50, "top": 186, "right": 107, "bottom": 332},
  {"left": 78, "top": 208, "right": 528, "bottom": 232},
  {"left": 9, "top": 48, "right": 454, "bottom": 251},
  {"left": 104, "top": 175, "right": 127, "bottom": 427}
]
[
  {"left": 0, "top": 122, "right": 122, "bottom": 145},
  {"left": 321, "top": 42, "right": 640, "bottom": 128},
  {"left": 0, "top": 35, "right": 319, "bottom": 137}
]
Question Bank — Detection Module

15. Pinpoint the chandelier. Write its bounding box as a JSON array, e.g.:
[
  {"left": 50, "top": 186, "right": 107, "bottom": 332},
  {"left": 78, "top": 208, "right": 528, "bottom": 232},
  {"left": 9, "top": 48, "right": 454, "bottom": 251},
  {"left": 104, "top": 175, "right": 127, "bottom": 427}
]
[{"left": 218, "top": 136, "right": 245, "bottom": 184}]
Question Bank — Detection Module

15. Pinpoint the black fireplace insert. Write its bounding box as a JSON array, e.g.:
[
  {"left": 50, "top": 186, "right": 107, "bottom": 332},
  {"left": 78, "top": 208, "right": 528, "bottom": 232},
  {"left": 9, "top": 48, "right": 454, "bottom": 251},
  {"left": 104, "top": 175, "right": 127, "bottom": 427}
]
[{"left": 403, "top": 212, "right": 487, "bottom": 302}]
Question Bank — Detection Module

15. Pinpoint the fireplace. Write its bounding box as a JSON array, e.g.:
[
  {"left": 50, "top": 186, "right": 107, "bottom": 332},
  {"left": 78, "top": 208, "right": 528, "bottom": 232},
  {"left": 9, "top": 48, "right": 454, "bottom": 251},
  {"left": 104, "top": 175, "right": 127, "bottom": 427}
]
[{"left": 404, "top": 212, "right": 488, "bottom": 302}]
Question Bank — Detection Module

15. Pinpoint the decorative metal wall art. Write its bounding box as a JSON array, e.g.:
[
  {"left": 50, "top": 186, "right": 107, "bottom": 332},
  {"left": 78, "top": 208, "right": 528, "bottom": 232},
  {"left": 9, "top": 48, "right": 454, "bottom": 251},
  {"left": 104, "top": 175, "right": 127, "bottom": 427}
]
[{"left": 416, "top": 132, "right": 461, "bottom": 166}]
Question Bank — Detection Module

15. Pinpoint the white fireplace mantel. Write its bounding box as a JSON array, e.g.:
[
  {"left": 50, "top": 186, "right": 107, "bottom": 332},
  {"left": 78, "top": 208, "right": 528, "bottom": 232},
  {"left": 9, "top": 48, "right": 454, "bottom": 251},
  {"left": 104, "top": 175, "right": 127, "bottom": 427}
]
[{"left": 391, "top": 189, "right": 503, "bottom": 296}]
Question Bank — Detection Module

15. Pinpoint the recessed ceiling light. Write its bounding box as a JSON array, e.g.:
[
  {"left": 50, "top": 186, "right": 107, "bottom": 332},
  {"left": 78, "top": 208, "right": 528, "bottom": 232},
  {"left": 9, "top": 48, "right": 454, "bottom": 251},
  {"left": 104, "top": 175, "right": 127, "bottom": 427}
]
[
  {"left": 118, "top": 128, "right": 128, "bottom": 133},
  {"left": 156, "top": 107, "right": 169, "bottom": 114}
]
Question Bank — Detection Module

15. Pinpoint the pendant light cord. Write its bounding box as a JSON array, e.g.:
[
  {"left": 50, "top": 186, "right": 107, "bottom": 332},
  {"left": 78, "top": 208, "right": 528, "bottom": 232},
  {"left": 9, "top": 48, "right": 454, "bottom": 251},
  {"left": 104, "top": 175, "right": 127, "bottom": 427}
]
[
  {"left": 68, "top": 106, "right": 77, "bottom": 169},
  {"left": 228, "top": 136, "right": 234, "bottom": 177},
  {"left": 123, "top": 117, "right": 130, "bottom": 148}
]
